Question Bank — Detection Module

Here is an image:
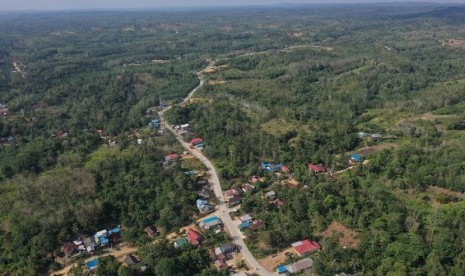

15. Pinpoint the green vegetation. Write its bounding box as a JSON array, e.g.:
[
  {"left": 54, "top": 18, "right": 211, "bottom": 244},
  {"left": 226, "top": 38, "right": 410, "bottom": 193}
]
[{"left": 2, "top": 3, "right": 465, "bottom": 275}]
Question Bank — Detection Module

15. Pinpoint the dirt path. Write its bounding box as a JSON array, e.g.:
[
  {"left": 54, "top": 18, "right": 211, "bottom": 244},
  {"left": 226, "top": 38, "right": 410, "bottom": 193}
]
[{"left": 50, "top": 244, "right": 137, "bottom": 276}]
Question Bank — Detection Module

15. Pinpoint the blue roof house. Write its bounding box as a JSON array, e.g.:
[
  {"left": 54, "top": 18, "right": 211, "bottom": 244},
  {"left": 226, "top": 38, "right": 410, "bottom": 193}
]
[
  {"left": 351, "top": 154, "right": 361, "bottom": 163},
  {"left": 276, "top": 265, "right": 288, "bottom": 274},
  {"left": 87, "top": 259, "right": 99, "bottom": 270},
  {"left": 239, "top": 221, "right": 250, "bottom": 229}
]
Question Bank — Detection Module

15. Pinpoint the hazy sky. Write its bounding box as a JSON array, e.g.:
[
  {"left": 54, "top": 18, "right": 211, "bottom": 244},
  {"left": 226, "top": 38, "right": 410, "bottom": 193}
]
[{"left": 1, "top": 0, "right": 464, "bottom": 11}]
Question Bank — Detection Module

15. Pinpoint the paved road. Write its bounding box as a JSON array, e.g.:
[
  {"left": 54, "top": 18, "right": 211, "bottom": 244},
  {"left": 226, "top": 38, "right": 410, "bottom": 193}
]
[{"left": 159, "top": 64, "right": 274, "bottom": 276}]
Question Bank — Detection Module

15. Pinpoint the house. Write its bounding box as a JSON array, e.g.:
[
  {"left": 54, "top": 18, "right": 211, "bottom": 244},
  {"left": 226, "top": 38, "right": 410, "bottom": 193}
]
[
  {"left": 276, "top": 265, "right": 288, "bottom": 274},
  {"left": 208, "top": 248, "right": 218, "bottom": 261},
  {"left": 197, "top": 199, "right": 214, "bottom": 213},
  {"left": 260, "top": 162, "right": 282, "bottom": 172},
  {"left": 83, "top": 237, "right": 96, "bottom": 253},
  {"left": 250, "top": 176, "right": 260, "bottom": 183},
  {"left": 108, "top": 227, "right": 121, "bottom": 244},
  {"left": 62, "top": 242, "right": 78, "bottom": 257},
  {"left": 87, "top": 259, "right": 99, "bottom": 270},
  {"left": 242, "top": 183, "right": 255, "bottom": 193},
  {"left": 165, "top": 153, "right": 179, "bottom": 162},
  {"left": 285, "top": 258, "right": 313, "bottom": 273},
  {"left": 265, "top": 190, "right": 277, "bottom": 200},
  {"left": 350, "top": 154, "right": 362, "bottom": 165},
  {"left": 198, "top": 188, "right": 211, "bottom": 199},
  {"left": 180, "top": 124, "right": 189, "bottom": 131},
  {"left": 281, "top": 165, "right": 290, "bottom": 173},
  {"left": 213, "top": 243, "right": 238, "bottom": 260},
  {"left": 190, "top": 138, "right": 204, "bottom": 147},
  {"left": 94, "top": 230, "right": 109, "bottom": 247},
  {"left": 249, "top": 220, "right": 263, "bottom": 231},
  {"left": 73, "top": 240, "right": 85, "bottom": 252},
  {"left": 292, "top": 239, "right": 321, "bottom": 256},
  {"left": 174, "top": 237, "right": 189, "bottom": 248},
  {"left": 240, "top": 214, "right": 253, "bottom": 223},
  {"left": 200, "top": 216, "right": 222, "bottom": 230},
  {"left": 124, "top": 254, "right": 139, "bottom": 266},
  {"left": 308, "top": 163, "right": 326, "bottom": 173},
  {"left": 186, "top": 228, "right": 202, "bottom": 246},
  {"left": 239, "top": 221, "right": 250, "bottom": 229},
  {"left": 275, "top": 199, "right": 285, "bottom": 206},
  {"left": 226, "top": 195, "right": 242, "bottom": 207},
  {"left": 145, "top": 226, "right": 155, "bottom": 238},
  {"left": 214, "top": 259, "right": 228, "bottom": 271},
  {"left": 224, "top": 188, "right": 242, "bottom": 198}
]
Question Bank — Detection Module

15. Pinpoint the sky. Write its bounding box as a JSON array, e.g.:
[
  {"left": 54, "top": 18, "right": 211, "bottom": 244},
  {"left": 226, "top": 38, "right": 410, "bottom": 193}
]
[{"left": 1, "top": 0, "right": 464, "bottom": 11}]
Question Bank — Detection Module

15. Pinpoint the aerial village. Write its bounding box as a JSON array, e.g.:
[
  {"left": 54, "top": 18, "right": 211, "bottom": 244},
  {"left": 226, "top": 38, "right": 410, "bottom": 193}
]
[{"left": 49, "top": 101, "right": 374, "bottom": 276}]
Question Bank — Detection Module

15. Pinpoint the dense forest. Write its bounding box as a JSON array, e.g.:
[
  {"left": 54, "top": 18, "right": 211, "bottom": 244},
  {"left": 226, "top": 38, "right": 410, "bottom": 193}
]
[{"left": 2, "top": 3, "right": 465, "bottom": 275}]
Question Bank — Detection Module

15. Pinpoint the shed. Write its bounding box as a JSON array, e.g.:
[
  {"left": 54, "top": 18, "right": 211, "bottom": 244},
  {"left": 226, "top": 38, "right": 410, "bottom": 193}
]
[
  {"left": 124, "top": 254, "right": 139, "bottom": 266},
  {"left": 286, "top": 258, "right": 313, "bottom": 273}
]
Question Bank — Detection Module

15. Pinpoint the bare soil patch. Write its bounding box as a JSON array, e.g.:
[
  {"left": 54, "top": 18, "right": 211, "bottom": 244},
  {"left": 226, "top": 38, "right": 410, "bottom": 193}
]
[
  {"left": 446, "top": 39, "right": 465, "bottom": 49},
  {"left": 320, "top": 221, "right": 359, "bottom": 248},
  {"left": 257, "top": 248, "right": 293, "bottom": 272}
]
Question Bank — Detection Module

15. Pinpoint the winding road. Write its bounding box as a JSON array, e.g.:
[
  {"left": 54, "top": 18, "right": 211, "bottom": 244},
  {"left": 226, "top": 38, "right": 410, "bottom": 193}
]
[{"left": 159, "top": 63, "right": 274, "bottom": 276}]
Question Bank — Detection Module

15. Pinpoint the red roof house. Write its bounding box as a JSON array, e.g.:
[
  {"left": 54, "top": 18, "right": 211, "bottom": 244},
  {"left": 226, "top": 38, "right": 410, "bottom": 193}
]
[
  {"left": 186, "top": 228, "right": 202, "bottom": 246},
  {"left": 165, "top": 153, "right": 179, "bottom": 161},
  {"left": 281, "top": 165, "right": 290, "bottom": 173},
  {"left": 292, "top": 239, "right": 320, "bottom": 256},
  {"left": 145, "top": 227, "right": 155, "bottom": 238},
  {"left": 308, "top": 163, "right": 326, "bottom": 173},
  {"left": 190, "top": 138, "right": 204, "bottom": 146},
  {"left": 224, "top": 188, "right": 241, "bottom": 198}
]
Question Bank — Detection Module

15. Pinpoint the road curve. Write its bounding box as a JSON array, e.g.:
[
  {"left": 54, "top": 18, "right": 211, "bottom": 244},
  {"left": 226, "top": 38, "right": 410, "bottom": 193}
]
[{"left": 159, "top": 63, "right": 274, "bottom": 276}]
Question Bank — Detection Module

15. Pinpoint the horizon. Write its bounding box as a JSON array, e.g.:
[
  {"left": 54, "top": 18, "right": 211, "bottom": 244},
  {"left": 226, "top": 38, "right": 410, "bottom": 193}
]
[{"left": 1, "top": 0, "right": 465, "bottom": 12}]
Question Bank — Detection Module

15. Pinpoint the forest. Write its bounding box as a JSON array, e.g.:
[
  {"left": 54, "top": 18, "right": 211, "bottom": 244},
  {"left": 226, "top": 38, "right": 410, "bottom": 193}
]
[{"left": 2, "top": 3, "right": 465, "bottom": 275}]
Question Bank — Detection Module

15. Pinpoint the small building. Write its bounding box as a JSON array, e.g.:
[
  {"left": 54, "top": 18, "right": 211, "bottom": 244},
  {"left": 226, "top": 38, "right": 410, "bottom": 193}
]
[
  {"left": 275, "top": 199, "right": 285, "bottom": 206},
  {"left": 285, "top": 258, "right": 313, "bottom": 273},
  {"left": 350, "top": 154, "right": 362, "bottom": 165},
  {"left": 108, "top": 140, "right": 116, "bottom": 147},
  {"left": 208, "top": 248, "right": 218, "bottom": 261},
  {"left": 83, "top": 237, "right": 96, "bottom": 253},
  {"left": 190, "top": 138, "right": 204, "bottom": 147},
  {"left": 174, "top": 237, "right": 189, "bottom": 248},
  {"left": 276, "top": 265, "right": 288, "bottom": 274},
  {"left": 180, "top": 124, "right": 189, "bottom": 131},
  {"left": 62, "top": 242, "right": 78, "bottom": 258},
  {"left": 87, "top": 259, "right": 99, "bottom": 271},
  {"left": 358, "top": 132, "right": 369, "bottom": 138},
  {"left": 265, "top": 191, "right": 277, "bottom": 200},
  {"left": 308, "top": 163, "right": 326, "bottom": 173},
  {"left": 165, "top": 153, "right": 179, "bottom": 162},
  {"left": 214, "top": 259, "right": 228, "bottom": 271},
  {"left": 186, "top": 228, "right": 203, "bottom": 247},
  {"left": 239, "top": 221, "right": 251, "bottom": 229},
  {"left": 240, "top": 214, "right": 253, "bottom": 223},
  {"left": 198, "top": 188, "right": 210, "bottom": 199},
  {"left": 213, "top": 243, "right": 238, "bottom": 261},
  {"left": 197, "top": 199, "right": 214, "bottom": 213},
  {"left": 124, "top": 254, "right": 139, "bottom": 267},
  {"left": 260, "top": 162, "right": 282, "bottom": 172},
  {"left": 281, "top": 165, "right": 290, "bottom": 173},
  {"left": 249, "top": 220, "right": 263, "bottom": 231},
  {"left": 226, "top": 194, "right": 242, "bottom": 207},
  {"left": 242, "top": 183, "right": 255, "bottom": 193},
  {"left": 224, "top": 188, "right": 242, "bottom": 198},
  {"left": 200, "top": 216, "right": 222, "bottom": 230},
  {"left": 145, "top": 226, "right": 155, "bottom": 238},
  {"left": 250, "top": 176, "right": 260, "bottom": 183},
  {"left": 292, "top": 239, "right": 321, "bottom": 256},
  {"left": 108, "top": 227, "right": 121, "bottom": 244}
]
